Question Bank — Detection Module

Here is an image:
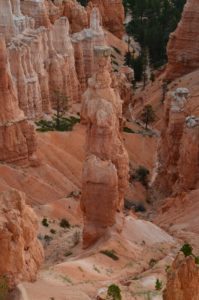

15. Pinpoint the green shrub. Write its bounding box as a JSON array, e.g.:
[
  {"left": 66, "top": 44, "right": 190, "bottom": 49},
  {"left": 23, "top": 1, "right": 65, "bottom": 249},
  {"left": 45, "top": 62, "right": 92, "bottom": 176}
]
[
  {"left": 42, "top": 218, "right": 49, "bottom": 227},
  {"left": 100, "top": 250, "right": 119, "bottom": 261},
  {"left": 44, "top": 235, "right": 53, "bottom": 243},
  {"left": 123, "top": 127, "right": 135, "bottom": 133},
  {"left": 60, "top": 218, "right": 70, "bottom": 229},
  {"left": 107, "top": 284, "right": 122, "bottom": 300},
  {"left": 180, "top": 243, "right": 193, "bottom": 257},
  {"left": 155, "top": 278, "right": 163, "bottom": 290}
]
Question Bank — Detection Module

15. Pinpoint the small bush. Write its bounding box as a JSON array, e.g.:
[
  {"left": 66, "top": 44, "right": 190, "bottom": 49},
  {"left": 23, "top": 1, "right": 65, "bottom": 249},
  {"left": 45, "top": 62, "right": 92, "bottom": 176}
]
[
  {"left": 131, "top": 166, "right": 150, "bottom": 187},
  {"left": 100, "top": 250, "right": 119, "bottom": 261},
  {"left": 50, "top": 229, "right": 56, "bottom": 234},
  {"left": 60, "top": 218, "right": 70, "bottom": 229},
  {"left": 107, "top": 284, "right": 122, "bottom": 300},
  {"left": 180, "top": 243, "right": 193, "bottom": 257},
  {"left": 36, "top": 116, "right": 80, "bottom": 133},
  {"left": 42, "top": 218, "right": 49, "bottom": 227},
  {"left": 155, "top": 278, "right": 163, "bottom": 290},
  {"left": 123, "top": 127, "right": 135, "bottom": 133}
]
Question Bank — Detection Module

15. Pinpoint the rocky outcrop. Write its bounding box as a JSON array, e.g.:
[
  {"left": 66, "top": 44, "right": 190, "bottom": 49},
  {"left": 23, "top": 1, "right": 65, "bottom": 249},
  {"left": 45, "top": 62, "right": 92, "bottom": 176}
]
[
  {"left": 163, "top": 253, "right": 199, "bottom": 300},
  {"left": 0, "top": 189, "right": 44, "bottom": 288},
  {"left": 154, "top": 87, "right": 199, "bottom": 196},
  {"left": 0, "top": 37, "right": 37, "bottom": 165},
  {"left": 88, "top": 0, "right": 125, "bottom": 38},
  {"left": 166, "top": 0, "right": 199, "bottom": 80},
  {"left": 81, "top": 46, "right": 129, "bottom": 248}
]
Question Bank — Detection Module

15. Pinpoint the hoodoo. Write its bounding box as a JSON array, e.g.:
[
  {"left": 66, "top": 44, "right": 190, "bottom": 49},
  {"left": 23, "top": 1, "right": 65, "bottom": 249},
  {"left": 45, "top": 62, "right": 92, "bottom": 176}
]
[{"left": 81, "top": 46, "right": 129, "bottom": 248}]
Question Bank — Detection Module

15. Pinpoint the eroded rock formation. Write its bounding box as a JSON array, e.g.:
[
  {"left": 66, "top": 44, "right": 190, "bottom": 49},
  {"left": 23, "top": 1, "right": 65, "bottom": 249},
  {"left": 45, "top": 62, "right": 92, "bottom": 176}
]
[
  {"left": 154, "top": 87, "right": 199, "bottom": 196},
  {"left": 166, "top": 0, "right": 199, "bottom": 80},
  {"left": 0, "top": 189, "right": 44, "bottom": 288},
  {"left": 88, "top": 0, "right": 125, "bottom": 38},
  {"left": 81, "top": 46, "right": 129, "bottom": 248},
  {"left": 163, "top": 253, "right": 199, "bottom": 300},
  {"left": 0, "top": 37, "right": 37, "bottom": 165}
]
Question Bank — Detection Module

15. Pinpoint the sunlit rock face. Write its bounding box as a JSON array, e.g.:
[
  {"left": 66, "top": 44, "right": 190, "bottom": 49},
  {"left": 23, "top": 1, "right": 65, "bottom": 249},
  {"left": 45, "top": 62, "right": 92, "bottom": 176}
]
[
  {"left": 0, "top": 189, "right": 44, "bottom": 288},
  {"left": 163, "top": 253, "right": 199, "bottom": 300},
  {"left": 166, "top": 0, "right": 199, "bottom": 80},
  {"left": 0, "top": 37, "right": 37, "bottom": 165},
  {"left": 81, "top": 46, "right": 129, "bottom": 248},
  {"left": 88, "top": 0, "right": 125, "bottom": 38}
]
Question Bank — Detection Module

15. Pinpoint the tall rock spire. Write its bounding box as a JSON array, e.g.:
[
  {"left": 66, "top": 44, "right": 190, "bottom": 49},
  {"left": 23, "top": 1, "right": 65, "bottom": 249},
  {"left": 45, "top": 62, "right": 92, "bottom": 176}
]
[{"left": 81, "top": 46, "right": 129, "bottom": 248}]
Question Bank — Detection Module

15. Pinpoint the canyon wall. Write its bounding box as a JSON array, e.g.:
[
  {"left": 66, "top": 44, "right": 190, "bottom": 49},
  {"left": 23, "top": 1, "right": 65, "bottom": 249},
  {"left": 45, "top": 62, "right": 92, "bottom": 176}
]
[
  {"left": 166, "top": 0, "right": 199, "bottom": 80},
  {"left": 163, "top": 253, "right": 199, "bottom": 300},
  {"left": 0, "top": 189, "right": 44, "bottom": 288},
  {"left": 81, "top": 46, "right": 129, "bottom": 248}
]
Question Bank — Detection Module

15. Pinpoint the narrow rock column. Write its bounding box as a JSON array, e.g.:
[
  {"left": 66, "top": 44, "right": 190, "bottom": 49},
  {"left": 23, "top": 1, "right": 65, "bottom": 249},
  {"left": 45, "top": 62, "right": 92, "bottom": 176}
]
[{"left": 81, "top": 46, "right": 129, "bottom": 248}]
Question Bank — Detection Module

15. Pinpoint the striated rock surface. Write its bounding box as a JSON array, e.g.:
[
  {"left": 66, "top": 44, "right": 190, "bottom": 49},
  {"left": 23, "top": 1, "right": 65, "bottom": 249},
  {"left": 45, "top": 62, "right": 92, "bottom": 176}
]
[
  {"left": 0, "top": 37, "right": 37, "bottom": 165},
  {"left": 163, "top": 253, "right": 199, "bottom": 300},
  {"left": 88, "top": 0, "right": 125, "bottom": 38},
  {"left": 81, "top": 46, "right": 129, "bottom": 248},
  {"left": 0, "top": 189, "right": 44, "bottom": 287},
  {"left": 166, "top": 0, "right": 199, "bottom": 80}
]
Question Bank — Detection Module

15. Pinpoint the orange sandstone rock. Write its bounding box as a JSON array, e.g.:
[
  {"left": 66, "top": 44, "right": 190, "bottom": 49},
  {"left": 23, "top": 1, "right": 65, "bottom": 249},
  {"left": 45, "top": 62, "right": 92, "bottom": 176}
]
[
  {"left": 166, "top": 0, "right": 199, "bottom": 80},
  {"left": 81, "top": 46, "right": 129, "bottom": 248},
  {"left": 0, "top": 37, "right": 37, "bottom": 165},
  {"left": 0, "top": 189, "right": 44, "bottom": 288},
  {"left": 163, "top": 253, "right": 199, "bottom": 300}
]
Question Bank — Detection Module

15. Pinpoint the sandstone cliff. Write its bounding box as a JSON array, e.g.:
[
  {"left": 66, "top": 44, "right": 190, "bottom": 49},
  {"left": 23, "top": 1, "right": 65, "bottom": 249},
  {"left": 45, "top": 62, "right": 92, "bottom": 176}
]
[
  {"left": 163, "top": 253, "right": 199, "bottom": 300},
  {"left": 0, "top": 189, "right": 44, "bottom": 288},
  {"left": 166, "top": 0, "right": 199, "bottom": 80},
  {"left": 81, "top": 46, "right": 129, "bottom": 248}
]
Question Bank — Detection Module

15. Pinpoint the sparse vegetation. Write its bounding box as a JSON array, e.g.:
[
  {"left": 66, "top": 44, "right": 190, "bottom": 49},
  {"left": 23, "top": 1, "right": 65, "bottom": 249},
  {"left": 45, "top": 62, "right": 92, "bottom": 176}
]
[
  {"left": 100, "top": 250, "right": 119, "bottom": 261},
  {"left": 36, "top": 116, "right": 80, "bottom": 132},
  {"left": 60, "top": 218, "right": 70, "bottom": 229},
  {"left": 42, "top": 218, "right": 49, "bottom": 227},
  {"left": 107, "top": 284, "right": 122, "bottom": 300},
  {"left": 149, "top": 258, "right": 157, "bottom": 268},
  {"left": 131, "top": 166, "right": 150, "bottom": 187},
  {"left": 155, "top": 278, "right": 163, "bottom": 291},
  {"left": 140, "top": 105, "right": 156, "bottom": 130},
  {"left": 44, "top": 235, "right": 53, "bottom": 244},
  {"left": 123, "top": 127, "right": 135, "bottom": 133},
  {"left": 50, "top": 229, "right": 56, "bottom": 234},
  {"left": 0, "top": 276, "right": 8, "bottom": 300},
  {"left": 64, "top": 251, "right": 72, "bottom": 257}
]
